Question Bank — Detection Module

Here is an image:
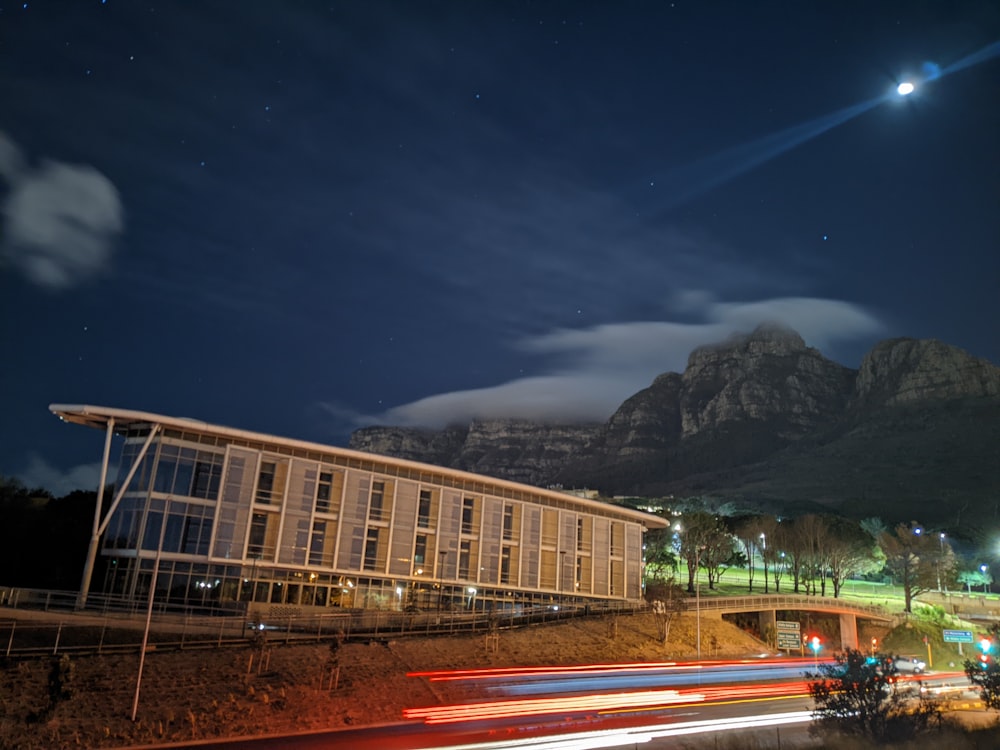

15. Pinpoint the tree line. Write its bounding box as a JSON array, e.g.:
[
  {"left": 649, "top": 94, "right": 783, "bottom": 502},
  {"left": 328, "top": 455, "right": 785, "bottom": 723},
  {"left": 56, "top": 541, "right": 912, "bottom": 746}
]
[{"left": 641, "top": 505, "right": 990, "bottom": 613}]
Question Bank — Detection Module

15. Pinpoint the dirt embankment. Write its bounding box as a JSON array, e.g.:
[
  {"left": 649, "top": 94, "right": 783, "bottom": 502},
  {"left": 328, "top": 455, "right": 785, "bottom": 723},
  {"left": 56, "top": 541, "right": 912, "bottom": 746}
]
[{"left": 0, "top": 612, "right": 766, "bottom": 749}]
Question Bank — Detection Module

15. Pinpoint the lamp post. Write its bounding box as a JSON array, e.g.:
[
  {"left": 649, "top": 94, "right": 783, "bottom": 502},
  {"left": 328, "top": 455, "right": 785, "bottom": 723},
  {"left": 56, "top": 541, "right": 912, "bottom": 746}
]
[
  {"left": 937, "top": 533, "right": 945, "bottom": 592},
  {"left": 981, "top": 564, "right": 990, "bottom": 594},
  {"left": 759, "top": 533, "right": 767, "bottom": 594},
  {"left": 695, "top": 545, "right": 705, "bottom": 660}
]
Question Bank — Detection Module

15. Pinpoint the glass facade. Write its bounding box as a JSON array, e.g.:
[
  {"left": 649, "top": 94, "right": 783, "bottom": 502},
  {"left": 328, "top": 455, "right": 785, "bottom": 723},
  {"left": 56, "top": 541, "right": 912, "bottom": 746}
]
[{"left": 84, "top": 414, "right": 660, "bottom": 614}]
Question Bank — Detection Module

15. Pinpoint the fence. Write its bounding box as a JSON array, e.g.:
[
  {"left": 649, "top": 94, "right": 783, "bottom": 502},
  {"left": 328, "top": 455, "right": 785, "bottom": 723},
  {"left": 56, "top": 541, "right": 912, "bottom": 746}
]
[{"left": 0, "top": 585, "right": 644, "bottom": 659}]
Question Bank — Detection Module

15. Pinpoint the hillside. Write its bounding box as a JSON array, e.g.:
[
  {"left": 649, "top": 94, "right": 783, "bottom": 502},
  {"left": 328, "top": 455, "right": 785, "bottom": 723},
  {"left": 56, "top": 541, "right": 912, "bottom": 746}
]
[
  {"left": 350, "top": 326, "right": 1000, "bottom": 528},
  {"left": 0, "top": 611, "right": 767, "bottom": 749}
]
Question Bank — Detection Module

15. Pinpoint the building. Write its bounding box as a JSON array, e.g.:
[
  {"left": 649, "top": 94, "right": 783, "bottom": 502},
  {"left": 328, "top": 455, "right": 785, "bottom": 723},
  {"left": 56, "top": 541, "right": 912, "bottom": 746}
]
[{"left": 51, "top": 404, "right": 667, "bottom": 615}]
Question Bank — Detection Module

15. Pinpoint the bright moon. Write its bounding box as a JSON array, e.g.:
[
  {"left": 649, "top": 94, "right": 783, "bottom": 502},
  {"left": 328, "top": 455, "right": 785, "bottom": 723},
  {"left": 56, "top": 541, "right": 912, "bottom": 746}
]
[{"left": 897, "top": 82, "right": 915, "bottom": 96}]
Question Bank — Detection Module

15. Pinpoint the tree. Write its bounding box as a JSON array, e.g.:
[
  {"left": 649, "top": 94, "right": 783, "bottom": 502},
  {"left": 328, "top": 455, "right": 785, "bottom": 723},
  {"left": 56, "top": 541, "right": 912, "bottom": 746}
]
[
  {"left": 879, "top": 522, "right": 939, "bottom": 612},
  {"left": 825, "top": 517, "right": 882, "bottom": 598},
  {"left": 645, "top": 580, "right": 687, "bottom": 644},
  {"left": 677, "top": 511, "right": 736, "bottom": 591},
  {"left": 785, "top": 514, "right": 829, "bottom": 595},
  {"left": 808, "top": 649, "right": 940, "bottom": 742},
  {"left": 959, "top": 567, "right": 993, "bottom": 593},
  {"left": 643, "top": 525, "right": 679, "bottom": 585},
  {"left": 677, "top": 511, "right": 719, "bottom": 594},
  {"left": 730, "top": 514, "right": 777, "bottom": 593}
]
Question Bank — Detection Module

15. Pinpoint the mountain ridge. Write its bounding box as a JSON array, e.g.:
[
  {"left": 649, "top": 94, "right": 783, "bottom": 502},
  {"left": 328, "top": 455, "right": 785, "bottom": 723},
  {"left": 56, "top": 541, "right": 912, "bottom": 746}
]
[{"left": 349, "top": 326, "right": 1000, "bottom": 526}]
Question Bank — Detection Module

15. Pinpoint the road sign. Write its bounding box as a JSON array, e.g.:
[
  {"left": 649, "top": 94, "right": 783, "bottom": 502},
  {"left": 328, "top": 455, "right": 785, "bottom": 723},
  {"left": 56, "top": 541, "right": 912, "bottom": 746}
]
[
  {"left": 943, "top": 629, "right": 974, "bottom": 643},
  {"left": 776, "top": 620, "right": 801, "bottom": 651},
  {"left": 777, "top": 632, "right": 802, "bottom": 650}
]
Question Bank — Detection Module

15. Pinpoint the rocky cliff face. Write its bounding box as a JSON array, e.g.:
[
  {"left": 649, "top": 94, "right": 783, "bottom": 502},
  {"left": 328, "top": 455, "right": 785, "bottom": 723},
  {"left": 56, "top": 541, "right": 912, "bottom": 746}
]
[
  {"left": 348, "top": 325, "right": 1000, "bottom": 511},
  {"left": 350, "top": 419, "right": 601, "bottom": 486},
  {"left": 853, "top": 337, "right": 1000, "bottom": 408},
  {"left": 678, "top": 324, "right": 854, "bottom": 438}
]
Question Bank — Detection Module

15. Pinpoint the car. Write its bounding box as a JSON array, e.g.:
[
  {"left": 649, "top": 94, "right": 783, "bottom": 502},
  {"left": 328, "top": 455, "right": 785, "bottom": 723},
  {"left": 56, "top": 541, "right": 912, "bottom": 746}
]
[{"left": 893, "top": 656, "right": 926, "bottom": 674}]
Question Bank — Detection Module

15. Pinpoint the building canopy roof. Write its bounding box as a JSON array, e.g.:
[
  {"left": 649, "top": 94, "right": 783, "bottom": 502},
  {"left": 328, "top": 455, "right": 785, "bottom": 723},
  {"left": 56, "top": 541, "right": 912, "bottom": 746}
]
[{"left": 50, "top": 404, "right": 668, "bottom": 529}]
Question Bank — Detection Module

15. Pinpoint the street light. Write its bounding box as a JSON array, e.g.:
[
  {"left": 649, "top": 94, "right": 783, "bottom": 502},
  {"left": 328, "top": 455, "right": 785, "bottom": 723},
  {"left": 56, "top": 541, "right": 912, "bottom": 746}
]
[
  {"left": 694, "top": 545, "right": 706, "bottom": 660},
  {"left": 937, "top": 533, "right": 946, "bottom": 592},
  {"left": 981, "top": 564, "right": 990, "bottom": 594}
]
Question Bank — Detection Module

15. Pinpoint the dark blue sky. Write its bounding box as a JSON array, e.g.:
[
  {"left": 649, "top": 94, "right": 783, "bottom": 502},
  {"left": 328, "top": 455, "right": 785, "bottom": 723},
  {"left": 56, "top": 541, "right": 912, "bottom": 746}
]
[{"left": 2, "top": 1, "right": 998, "bottom": 494}]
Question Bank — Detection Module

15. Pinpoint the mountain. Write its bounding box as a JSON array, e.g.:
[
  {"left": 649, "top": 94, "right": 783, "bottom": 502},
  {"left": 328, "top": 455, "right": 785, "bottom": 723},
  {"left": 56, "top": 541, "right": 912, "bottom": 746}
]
[{"left": 349, "top": 325, "right": 1000, "bottom": 526}]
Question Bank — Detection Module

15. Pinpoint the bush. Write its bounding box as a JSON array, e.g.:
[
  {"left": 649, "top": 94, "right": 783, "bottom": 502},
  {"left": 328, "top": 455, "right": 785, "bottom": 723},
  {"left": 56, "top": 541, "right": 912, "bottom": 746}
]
[{"left": 808, "top": 649, "right": 940, "bottom": 743}]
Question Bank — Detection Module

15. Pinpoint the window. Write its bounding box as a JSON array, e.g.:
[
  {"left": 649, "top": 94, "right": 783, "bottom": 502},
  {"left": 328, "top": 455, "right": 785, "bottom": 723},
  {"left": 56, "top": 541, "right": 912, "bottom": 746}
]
[
  {"left": 191, "top": 456, "right": 222, "bottom": 499},
  {"left": 461, "top": 497, "right": 475, "bottom": 534},
  {"left": 256, "top": 462, "right": 276, "bottom": 504},
  {"left": 414, "top": 535, "right": 427, "bottom": 566},
  {"left": 577, "top": 518, "right": 584, "bottom": 551},
  {"left": 309, "top": 520, "right": 327, "bottom": 566},
  {"left": 248, "top": 513, "right": 268, "bottom": 558},
  {"left": 153, "top": 445, "right": 178, "bottom": 493},
  {"left": 503, "top": 504, "right": 515, "bottom": 540},
  {"left": 369, "top": 481, "right": 385, "bottom": 521},
  {"left": 316, "top": 472, "right": 333, "bottom": 513},
  {"left": 417, "top": 490, "right": 432, "bottom": 528},
  {"left": 500, "top": 546, "right": 512, "bottom": 584},
  {"left": 363, "top": 528, "right": 380, "bottom": 571},
  {"left": 459, "top": 540, "right": 471, "bottom": 579}
]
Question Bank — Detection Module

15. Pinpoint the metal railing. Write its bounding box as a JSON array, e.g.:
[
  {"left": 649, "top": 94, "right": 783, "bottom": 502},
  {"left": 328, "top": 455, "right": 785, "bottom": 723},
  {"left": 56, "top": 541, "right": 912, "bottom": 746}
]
[
  {"left": 0, "top": 585, "right": 644, "bottom": 659},
  {"left": 692, "top": 593, "right": 892, "bottom": 619}
]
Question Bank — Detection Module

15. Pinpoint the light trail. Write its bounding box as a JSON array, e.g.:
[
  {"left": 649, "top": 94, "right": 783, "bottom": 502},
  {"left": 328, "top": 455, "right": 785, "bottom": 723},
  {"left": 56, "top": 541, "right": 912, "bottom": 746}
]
[
  {"left": 408, "top": 656, "right": 816, "bottom": 682},
  {"left": 404, "top": 688, "right": 706, "bottom": 724},
  {"left": 409, "top": 710, "right": 815, "bottom": 750},
  {"left": 405, "top": 681, "right": 813, "bottom": 724}
]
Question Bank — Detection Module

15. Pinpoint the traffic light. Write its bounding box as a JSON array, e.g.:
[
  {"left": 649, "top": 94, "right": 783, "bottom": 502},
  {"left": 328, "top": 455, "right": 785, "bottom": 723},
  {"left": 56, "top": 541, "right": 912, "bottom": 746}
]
[
  {"left": 810, "top": 635, "right": 822, "bottom": 653},
  {"left": 978, "top": 637, "right": 993, "bottom": 667}
]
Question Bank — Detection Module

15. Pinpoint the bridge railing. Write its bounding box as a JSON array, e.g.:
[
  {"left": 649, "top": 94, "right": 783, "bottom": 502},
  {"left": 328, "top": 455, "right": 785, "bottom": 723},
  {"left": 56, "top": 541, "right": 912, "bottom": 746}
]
[{"left": 688, "top": 594, "right": 892, "bottom": 618}]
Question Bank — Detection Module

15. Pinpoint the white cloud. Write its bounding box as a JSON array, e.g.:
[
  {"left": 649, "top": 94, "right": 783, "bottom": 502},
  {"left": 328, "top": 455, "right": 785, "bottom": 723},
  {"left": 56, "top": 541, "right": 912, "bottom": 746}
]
[
  {"left": 353, "top": 294, "right": 884, "bottom": 429},
  {"left": 0, "top": 132, "right": 24, "bottom": 178},
  {"left": 0, "top": 132, "right": 123, "bottom": 289},
  {"left": 17, "top": 454, "right": 110, "bottom": 497}
]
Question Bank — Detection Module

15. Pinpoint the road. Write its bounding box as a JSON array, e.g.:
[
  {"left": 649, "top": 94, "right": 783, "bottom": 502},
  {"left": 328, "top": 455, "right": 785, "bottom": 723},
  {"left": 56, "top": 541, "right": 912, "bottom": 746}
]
[{"left": 147, "top": 658, "right": 975, "bottom": 750}]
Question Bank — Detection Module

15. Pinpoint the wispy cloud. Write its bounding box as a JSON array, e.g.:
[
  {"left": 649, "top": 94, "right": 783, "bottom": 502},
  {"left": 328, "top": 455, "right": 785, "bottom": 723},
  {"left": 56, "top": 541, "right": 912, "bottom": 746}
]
[
  {"left": 17, "top": 454, "right": 109, "bottom": 497},
  {"left": 0, "top": 132, "right": 123, "bottom": 289},
  {"left": 322, "top": 294, "right": 884, "bottom": 431}
]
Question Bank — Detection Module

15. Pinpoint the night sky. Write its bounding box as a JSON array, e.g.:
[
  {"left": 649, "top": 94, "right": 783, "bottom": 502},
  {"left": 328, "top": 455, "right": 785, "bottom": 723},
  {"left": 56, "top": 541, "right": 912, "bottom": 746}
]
[{"left": 2, "top": 2, "right": 998, "bottom": 494}]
